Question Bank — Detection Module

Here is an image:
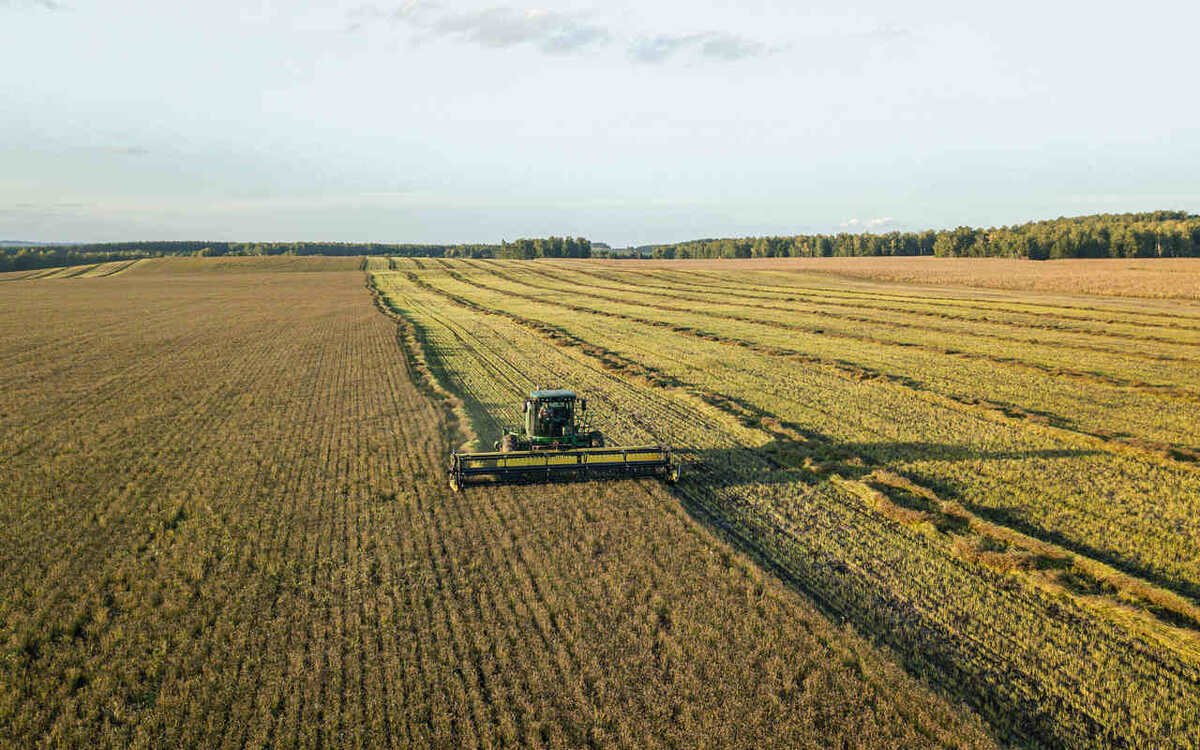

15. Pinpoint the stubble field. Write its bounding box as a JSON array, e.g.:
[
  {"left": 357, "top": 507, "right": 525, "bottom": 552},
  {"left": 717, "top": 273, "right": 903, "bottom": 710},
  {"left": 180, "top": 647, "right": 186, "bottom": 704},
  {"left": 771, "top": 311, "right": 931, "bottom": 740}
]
[{"left": 3, "top": 255, "right": 1199, "bottom": 747}]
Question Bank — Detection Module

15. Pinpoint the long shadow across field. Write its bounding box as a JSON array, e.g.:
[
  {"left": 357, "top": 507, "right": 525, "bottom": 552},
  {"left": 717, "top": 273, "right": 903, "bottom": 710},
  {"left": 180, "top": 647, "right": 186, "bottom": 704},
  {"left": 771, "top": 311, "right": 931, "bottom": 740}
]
[
  {"left": 686, "top": 432, "right": 1200, "bottom": 603},
  {"left": 661, "top": 439, "right": 1200, "bottom": 747}
]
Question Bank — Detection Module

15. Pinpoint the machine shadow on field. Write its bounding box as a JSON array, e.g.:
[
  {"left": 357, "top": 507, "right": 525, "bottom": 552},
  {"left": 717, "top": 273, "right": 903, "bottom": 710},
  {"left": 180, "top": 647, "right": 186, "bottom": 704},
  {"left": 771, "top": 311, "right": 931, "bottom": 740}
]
[
  {"left": 676, "top": 438, "right": 1104, "bottom": 491},
  {"left": 677, "top": 434, "right": 1200, "bottom": 622}
]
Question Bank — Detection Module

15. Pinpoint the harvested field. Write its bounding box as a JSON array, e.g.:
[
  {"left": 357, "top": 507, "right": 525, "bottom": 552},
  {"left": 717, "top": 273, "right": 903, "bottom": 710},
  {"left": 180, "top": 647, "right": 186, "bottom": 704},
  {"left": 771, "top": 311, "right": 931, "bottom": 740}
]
[
  {"left": 372, "top": 257, "right": 1200, "bottom": 747},
  {"left": 123, "top": 256, "right": 365, "bottom": 274},
  {"left": 5, "top": 256, "right": 1199, "bottom": 747},
  {"left": 0, "top": 265, "right": 998, "bottom": 747},
  {"left": 606, "top": 256, "right": 1200, "bottom": 299}
]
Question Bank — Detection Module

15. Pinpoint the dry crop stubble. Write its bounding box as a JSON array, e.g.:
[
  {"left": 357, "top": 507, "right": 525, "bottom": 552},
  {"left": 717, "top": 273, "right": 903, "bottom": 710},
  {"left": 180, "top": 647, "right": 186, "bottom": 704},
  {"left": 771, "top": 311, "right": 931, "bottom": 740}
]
[
  {"left": 0, "top": 263, "right": 996, "bottom": 748},
  {"left": 452, "top": 261, "right": 1200, "bottom": 453},
  {"left": 509, "top": 261, "right": 1200, "bottom": 398},
  {"left": 379, "top": 259, "right": 1200, "bottom": 747},
  {"left": 595, "top": 256, "right": 1200, "bottom": 300},
  {"left": 421, "top": 261, "right": 1200, "bottom": 591}
]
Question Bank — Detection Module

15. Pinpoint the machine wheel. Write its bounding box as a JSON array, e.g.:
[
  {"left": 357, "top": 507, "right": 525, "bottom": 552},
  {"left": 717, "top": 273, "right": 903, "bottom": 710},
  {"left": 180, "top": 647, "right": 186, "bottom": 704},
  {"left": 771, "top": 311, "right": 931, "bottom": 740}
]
[
  {"left": 589, "top": 432, "right": 605, "bottom": 448},
  {"left": 500, "top": 434, "right": 519, "bottom": 453}
]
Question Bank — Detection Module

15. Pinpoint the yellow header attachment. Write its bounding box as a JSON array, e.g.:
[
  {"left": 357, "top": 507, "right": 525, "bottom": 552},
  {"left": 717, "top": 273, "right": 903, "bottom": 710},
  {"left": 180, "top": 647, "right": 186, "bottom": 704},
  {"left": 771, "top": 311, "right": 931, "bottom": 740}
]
[{"left": 449, "top": 445, "right": 678, "bottom": 491}]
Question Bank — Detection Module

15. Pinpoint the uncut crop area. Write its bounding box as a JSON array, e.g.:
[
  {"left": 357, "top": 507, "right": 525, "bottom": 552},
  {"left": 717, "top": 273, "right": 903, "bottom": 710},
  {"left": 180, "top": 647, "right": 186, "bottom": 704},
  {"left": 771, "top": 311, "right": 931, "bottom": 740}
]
[{"left": 2, "top": 258, "right": 1198, "bottom": 748}]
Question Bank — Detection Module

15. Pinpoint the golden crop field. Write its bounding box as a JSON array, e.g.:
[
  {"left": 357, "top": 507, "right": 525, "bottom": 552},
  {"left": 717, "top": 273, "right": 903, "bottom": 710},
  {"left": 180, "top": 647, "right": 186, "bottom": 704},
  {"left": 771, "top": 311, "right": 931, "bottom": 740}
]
[
  {"left": 4, "top": 256, "right": 1200, "bottom": 747},
  {"left": 619, "top": 257, "right": 1200, "bottom": 300}
]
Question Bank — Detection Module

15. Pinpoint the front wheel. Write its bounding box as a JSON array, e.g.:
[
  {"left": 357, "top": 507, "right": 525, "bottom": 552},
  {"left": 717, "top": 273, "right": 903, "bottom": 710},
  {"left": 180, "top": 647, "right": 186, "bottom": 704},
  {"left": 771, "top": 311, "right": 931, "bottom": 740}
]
[
  {"left": 500, "top": 434, "right": 519, "bottom": 452},
  {"left": 589, "top": 432, "right": 605, "bottom": 448}
]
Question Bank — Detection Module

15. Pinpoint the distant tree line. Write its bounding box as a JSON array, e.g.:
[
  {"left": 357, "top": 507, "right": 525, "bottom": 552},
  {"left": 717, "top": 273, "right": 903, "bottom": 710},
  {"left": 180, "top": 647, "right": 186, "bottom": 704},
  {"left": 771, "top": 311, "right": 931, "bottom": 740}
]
[
  {"left": 645, "top": 212, "right": 1200, "bottom": 260},
  {"left": 497, "top": 237, "right": 592, "bottom": 259},
  {"left": 0, "top": 237, "right": 591, "bottom": 273}
]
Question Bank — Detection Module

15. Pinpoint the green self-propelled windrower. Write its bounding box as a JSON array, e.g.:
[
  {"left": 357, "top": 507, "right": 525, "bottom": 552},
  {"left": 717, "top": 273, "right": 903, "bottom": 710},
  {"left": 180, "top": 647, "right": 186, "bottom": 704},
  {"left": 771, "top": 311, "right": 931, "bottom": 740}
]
[{"left": 448, "top": 388, "right": 679, "bottom": 491}]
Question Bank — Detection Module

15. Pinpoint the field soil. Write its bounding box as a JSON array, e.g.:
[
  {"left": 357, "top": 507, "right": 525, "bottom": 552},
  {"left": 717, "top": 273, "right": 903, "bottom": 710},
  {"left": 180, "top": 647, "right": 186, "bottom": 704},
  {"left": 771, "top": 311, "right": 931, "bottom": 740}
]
[{"left": 0, "top": 268, "right": 996, "bottom": 747}]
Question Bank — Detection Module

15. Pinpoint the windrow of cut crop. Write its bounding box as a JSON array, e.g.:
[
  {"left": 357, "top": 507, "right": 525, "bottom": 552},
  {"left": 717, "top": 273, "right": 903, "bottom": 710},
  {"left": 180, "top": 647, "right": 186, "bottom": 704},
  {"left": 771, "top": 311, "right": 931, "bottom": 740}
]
[
  {"left": 379, "top": 267, "right": 1200, "bottom": 747},
  {"left": 511, "top": 260, "right": 1200, "bottom": 371},
  {"left": 622, "top": 264, "right": 1200, "bottom": 332},
  {"left": 562, "top": 262, "right": 1200, "bottom": 345},
  {"left": 467, "top": 260, "right": 1200, "bottom": 404},
  {"left": 417, "top": 265, "right": 1200, "bottom": 606},
  {"left": 424, "top": 264, "right": 1200, "bottom": 604},
  {"left": 438, "top": 262, "right": 1200, "bottom": 462},
  {"left": 369, "top": 269, "right": 1000, "bottom": 747}
]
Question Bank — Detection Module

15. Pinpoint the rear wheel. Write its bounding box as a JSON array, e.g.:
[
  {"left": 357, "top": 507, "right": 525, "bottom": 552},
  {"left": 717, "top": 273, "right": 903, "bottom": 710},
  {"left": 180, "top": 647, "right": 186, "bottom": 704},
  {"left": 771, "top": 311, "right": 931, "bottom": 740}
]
[
  {"left": 500, "top": 434, "right": 519, "bottom": 453},
  {"left": 589, "top": 432, "right": 605, "bottom": 448}
]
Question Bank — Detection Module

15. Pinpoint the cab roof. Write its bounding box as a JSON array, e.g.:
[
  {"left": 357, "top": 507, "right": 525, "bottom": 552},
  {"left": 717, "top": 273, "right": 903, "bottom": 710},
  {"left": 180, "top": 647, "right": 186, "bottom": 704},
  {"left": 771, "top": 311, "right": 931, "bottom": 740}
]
[{"left": 529, "top": 389, "right": 576, "bottom": 400}]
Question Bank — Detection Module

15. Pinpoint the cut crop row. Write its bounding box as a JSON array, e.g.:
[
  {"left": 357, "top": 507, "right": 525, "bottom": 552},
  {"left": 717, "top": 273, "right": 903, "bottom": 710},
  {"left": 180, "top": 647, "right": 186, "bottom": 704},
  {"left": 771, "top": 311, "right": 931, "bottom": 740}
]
[{"left": 378, "top": 267, "right": 1200, "bottom": 747}]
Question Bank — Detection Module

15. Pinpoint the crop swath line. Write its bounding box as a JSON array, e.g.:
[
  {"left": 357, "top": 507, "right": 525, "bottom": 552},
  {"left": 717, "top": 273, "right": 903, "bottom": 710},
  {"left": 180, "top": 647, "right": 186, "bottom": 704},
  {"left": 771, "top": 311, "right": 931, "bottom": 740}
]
[
  {"left": 650, "top": 265, "right": 1200, "bottom": 329},
  {"left": 570, "top": 263, "right": 1200, "bottom": 345},
  {"left": 97, "top": 259, "right": 143, "bottom": 277},
  {"left": 383, "top": 273, "right": 695, "bottom": 741},
  {"left": 381, "top": 267, "right": 1200, "bottom": 747},
  {"left": 514, "top": 261, "right": 1200, "bottom": 368},
  {"left": 473, "top": 264, "right": 1200, "bottom": 456},
  {"left": 433, "top": 267, "right": 1200, "bottom": 465},
  {"left": 445, "top": 267, "right": 1200, "bottom": 597},
  {"left": 409, "top": 267, "right": 1200, "bottom": 619},
  {"left": 377, "top": 273, "right": 923, "bottom": 744},
  {"left": 665, "top": 267, "right": 1200, "bottom": 340},
  {"left": 470, "top": 262, "right": 1200, "bottom": 403}
]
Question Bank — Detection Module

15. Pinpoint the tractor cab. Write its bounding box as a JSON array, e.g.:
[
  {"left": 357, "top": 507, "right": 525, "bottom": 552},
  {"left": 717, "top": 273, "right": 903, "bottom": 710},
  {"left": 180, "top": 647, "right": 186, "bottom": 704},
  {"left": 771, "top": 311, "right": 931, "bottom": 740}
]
[{"left": 523, "top": 389, "right": 586, "bottom": 442}]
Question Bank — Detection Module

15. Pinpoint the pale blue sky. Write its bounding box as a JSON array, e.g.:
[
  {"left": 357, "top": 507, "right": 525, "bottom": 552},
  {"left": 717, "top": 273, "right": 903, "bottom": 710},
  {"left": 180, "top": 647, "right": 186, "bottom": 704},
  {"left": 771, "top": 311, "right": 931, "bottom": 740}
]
[{"left": 2, "top": 0, "right": 1198, "bottom": 245}]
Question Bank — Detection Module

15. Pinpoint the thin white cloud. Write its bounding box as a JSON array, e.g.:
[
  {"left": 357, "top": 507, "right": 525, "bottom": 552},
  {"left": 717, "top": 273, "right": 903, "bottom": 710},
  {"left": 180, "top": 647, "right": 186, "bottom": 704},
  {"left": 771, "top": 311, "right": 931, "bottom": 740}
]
[
  {"left": 627, "top": 33, "right": 702, "bottom": 63},
  {"left": 840, "top": 218, "right": 860, "bottom": 228},
  {"left": 629, "top": 31, "right": 769, "bottom": 63},
  {"left": 2, "top": 0, "right": 70, "bottom": 9},
  {"left": 433, "top": 7, "right": 608, "bottom": 53},
  {"left": 348, "top": 4, "right": 778, "bottom": 62},
  {"left": 866, "top": 216, "right": 894, "bottom": 227},
  {"left": 350, "top": 3, "right": 609, "bottom": 55},
  {"left": 697, "top": 32, "right": 768, "bottom": 62}
]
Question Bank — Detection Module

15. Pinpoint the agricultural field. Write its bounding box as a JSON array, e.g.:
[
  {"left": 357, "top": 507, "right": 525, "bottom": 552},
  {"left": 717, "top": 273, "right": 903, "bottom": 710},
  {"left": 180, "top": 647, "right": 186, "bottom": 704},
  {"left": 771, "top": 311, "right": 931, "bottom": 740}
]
[
  {"left": 0, "top": 263, "right": 995, "bottom": 748},
  {"left": 372, "top": 257, "right": 1200, "bottom": 747},
  {"left": 3, "top": 256, "right": 1199, "bottom": 747},
  {"left": 619, "top": 257, "right": 1200, "bottom": 300}
]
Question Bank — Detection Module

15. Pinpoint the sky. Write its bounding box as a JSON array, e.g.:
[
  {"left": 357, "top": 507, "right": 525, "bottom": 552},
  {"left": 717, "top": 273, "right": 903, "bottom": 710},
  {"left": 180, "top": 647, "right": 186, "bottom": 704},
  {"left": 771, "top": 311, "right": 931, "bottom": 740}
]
[{"left": 2, "top": 0, "right": 1198, "bottom": 246}]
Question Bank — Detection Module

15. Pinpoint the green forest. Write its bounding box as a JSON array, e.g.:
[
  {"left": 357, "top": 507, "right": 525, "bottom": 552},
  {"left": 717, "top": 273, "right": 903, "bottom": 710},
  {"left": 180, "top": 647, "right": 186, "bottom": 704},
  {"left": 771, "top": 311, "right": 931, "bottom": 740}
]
[
  {"left": 497, "top": 236, "right": 592, "bottom": 259},
  {"left": 0, "top": 237, "right": 589, "bottom": 273},
  {"left": 645, "top": 211, "right": 1200, "bottom": 260},
  {"left": 5, "top": 213, "right": 1200, "bottom": 273}
]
